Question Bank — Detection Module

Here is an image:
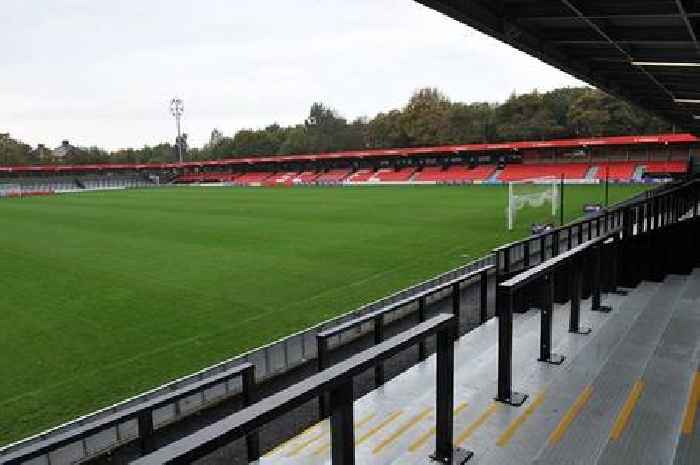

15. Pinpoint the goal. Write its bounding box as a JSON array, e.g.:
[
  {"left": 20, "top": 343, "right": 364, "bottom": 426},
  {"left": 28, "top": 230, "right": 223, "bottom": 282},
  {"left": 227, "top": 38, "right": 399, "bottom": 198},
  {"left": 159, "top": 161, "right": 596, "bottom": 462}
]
[
  {"left": 0, "top": 184, "right": 22, "bottom": 199},
  {"left": 507, "top": 178, "right": 559, "bottom": 231}
]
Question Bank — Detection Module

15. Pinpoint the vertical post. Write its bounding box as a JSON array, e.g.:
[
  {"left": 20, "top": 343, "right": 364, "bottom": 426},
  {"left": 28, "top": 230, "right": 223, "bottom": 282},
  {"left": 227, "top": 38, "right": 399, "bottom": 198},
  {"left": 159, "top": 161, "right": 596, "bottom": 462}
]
[
  {"left": 540, "top": 235, "right": 546, "bottom": 262},
  {"left": 551, "top": 231, "right": 559, "bottom": 257},
  {"left": 523, "top": 241, "right": 530, "bottom": 268},
  {"left": 329, "top": 380, "right": 355, "bottom": 465},
  {"left": 452, "top": 283, "right": 461, "bottom": 329},
  {"left": 578, "top": 222, "right": 583, "bottom": 245},
  {"left": 374, "top": 316, "right": 384, "bottom": 387},
  {"left": 567, "top": 227, "right": 573, "bottom": 250},
  {"left": 480, "top": 270, "right": 489, "bottom": 324},
  {"left": 317, "top": 336, "right": 329, "bottom": 419},
  {"left": 242, "top": 366, "right": 260, "bottom": 463},
  {"left": 608, "top": 235, "right": 627, "bottom": 296},
  {"left": 418, "top": 296, "right": 427, "bottom": 361},
  {"left": 587, "top": 220, "right": 593, "bottom": 240},
  {"left": 431, "top": 322, "right": 473, "bottom": 464},
  {"left": 504, "top": 248, "right": 511, "bottom": 274},
  {"left": 138, "top": 412, "right": 155, "bottom": 454},
  {"left": 591, "top": 245, "right": 612, "bottom": 313},
  {"left": 538, "top": 273, "right": 565, "bottom": 364},
  {"left": 496, "top": 286, "right": 528, "bottom": 407},
  {"left": 568, "top": 258, "right": 591, "bottom": 334}
]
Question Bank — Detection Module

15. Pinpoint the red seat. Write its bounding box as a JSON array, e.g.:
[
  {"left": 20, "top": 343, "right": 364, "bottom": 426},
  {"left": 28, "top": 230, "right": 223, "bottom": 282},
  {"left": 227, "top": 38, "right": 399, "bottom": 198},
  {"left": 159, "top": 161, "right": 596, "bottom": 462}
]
[{"left": 499, "top": 163, "right": 589, "bottom": 182}]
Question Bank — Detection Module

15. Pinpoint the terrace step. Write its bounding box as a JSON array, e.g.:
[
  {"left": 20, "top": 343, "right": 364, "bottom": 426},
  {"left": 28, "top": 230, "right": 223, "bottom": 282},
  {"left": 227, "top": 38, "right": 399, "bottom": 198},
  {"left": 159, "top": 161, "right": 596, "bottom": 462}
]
[{"left": 260, "top": 278, "right": 648, "bottom": 465}]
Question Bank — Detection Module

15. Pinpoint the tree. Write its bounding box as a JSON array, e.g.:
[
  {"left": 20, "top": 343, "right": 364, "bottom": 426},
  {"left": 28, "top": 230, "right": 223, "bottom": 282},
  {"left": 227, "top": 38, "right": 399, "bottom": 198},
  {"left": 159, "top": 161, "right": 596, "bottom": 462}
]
[{"left": 401, "top": 88, "right": 452, "bottom": 146}]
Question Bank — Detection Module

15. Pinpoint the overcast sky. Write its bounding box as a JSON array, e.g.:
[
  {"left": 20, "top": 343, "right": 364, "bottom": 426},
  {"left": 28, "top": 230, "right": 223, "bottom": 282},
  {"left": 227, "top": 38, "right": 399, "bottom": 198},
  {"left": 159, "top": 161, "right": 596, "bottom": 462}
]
[{"left": 1, "top": 0, "right": 584, "bottom": 150}]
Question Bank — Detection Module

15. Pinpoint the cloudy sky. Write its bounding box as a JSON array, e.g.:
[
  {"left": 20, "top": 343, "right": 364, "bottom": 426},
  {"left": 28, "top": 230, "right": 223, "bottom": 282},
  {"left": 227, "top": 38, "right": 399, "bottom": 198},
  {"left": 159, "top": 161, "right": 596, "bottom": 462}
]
[{"left": 1, "top": 0, "right": 583, "bottom": 150}]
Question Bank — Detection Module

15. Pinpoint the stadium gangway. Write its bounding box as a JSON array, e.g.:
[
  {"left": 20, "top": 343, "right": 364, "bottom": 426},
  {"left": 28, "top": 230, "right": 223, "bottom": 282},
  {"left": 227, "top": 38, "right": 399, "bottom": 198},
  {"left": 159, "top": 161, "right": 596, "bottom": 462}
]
[
  {"left": 493, "top": 175, "right": 700, "bottom": 407},
  {"left": 2, "top": 364, "right": 258, "bottom": 465},
  {"left": 495, "top": 228, "right": 622, "bottom": 406},
  {"left": 315, "top": 263, "right": 493, "bottom": 417},
  {"left": 132, "top": 313, "right": 474, "bottom": 465}
]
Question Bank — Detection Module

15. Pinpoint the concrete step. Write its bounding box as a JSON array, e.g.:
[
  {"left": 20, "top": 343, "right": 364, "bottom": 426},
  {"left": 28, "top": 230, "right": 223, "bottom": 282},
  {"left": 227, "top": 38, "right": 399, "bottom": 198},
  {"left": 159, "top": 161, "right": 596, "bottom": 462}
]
[{"left": 529, "top": 275, "right": 688, "bottom": 465}]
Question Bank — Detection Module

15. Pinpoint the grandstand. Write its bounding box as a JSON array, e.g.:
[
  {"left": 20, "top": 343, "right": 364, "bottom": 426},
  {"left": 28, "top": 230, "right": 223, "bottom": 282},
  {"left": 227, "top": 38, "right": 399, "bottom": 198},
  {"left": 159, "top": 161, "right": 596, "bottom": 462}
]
[{"left": 0, "top": 134, "right": 696, "bottom": 193}]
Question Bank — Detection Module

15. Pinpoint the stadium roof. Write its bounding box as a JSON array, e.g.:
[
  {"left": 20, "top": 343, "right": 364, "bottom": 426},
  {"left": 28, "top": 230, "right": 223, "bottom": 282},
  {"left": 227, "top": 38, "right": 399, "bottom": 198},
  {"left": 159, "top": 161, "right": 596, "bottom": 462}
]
[
  {"left": 0, "top": 133, "right": 697, "bottom": 173},
  {"left": 416, "top": 0, "right": 700, "bottom": 135}
]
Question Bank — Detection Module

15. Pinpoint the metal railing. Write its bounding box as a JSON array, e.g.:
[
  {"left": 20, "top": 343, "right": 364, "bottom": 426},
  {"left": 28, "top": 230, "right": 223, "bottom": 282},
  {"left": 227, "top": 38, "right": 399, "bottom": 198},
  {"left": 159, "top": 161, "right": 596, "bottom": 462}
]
[
  {"left": 495, "top": 229, "right": 621, "bottom": 406},
  {"left": 132, "top": 314, "right": 472, "bottom": 465},
  {"left": 316, "top": 264, "right": 492, "bottom": 417},
  {"left": 494, "top": 176, "right": 700, "bottom": 407},
  {"left": 2, "top": 364, "right": 257, "bottom": 465}
]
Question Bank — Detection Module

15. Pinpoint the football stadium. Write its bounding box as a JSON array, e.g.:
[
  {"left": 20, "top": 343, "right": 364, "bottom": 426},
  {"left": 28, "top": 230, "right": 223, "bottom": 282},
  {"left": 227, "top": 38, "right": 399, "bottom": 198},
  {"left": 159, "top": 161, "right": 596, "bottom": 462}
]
[{"left": 2, "top": 2, "right": 700, "bottom": 465}]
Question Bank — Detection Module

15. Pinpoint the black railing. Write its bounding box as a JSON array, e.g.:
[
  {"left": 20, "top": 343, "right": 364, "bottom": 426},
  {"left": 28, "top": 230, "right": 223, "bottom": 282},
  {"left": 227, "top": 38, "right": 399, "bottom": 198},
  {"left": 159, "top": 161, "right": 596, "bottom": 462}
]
[
  {"left": 315, "top": 264, "right": 492, "bottom": 417},
  {"left": 493, "top": 177, "right": 700, "bottom": 408},
  {"left": 2, "top": 364, "right": 257, "bottom": 465},
  {"left": 132, "top": 314, "right": 473, "bottom": 465},
  {"left": 495, "top": 229, "right": 622, "bottom": 406}
]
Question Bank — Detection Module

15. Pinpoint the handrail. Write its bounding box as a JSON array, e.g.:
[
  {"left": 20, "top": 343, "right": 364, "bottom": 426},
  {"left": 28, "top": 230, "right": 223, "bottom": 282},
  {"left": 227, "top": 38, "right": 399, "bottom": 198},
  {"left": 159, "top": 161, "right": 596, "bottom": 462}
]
[
  {"left": 499, "top": 229, "right": 621, "bottom": 292},
  {"left": 495, "top": 228, "right": 623, "bottom": 407},
  {"left": 317, "top": 264, "right": 493, "bottom": 340},
  {"left": 492, "top": 177, "right": 699, "bottom": 271},
  {"left": 132, "top": 314, "right": 466, "bottom": 465},
  {"left": 2, "top": 363, "right": 256, "bottom": 465},
  {"left": 315, "top": 263, "right": 492, "bottom": 417}
]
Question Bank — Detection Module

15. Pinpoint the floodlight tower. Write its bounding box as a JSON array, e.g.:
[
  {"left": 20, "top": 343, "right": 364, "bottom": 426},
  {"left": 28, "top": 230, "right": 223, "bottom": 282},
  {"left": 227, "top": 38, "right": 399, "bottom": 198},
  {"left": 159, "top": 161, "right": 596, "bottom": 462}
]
[{"left": 170, "top": 98, "right": 185, "bottom": 162}]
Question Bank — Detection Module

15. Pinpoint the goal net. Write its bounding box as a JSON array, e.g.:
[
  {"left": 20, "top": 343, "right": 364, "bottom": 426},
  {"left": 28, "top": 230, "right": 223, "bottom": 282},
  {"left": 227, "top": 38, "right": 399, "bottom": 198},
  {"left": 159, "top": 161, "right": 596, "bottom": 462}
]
[
  {"left": 0, "top": 184, "right": 22, "bottom": 199},
  {"left": 507, "top": 178, "right": 559, "bottom": 231}
]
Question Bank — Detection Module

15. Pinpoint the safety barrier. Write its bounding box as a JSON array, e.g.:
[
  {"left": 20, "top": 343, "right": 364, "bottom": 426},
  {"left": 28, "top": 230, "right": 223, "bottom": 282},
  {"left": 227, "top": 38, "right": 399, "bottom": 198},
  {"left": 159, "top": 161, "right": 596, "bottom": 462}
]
[
  {"left": 132, "top": 314, "right": 472, "bottom": 465},
  {"left": 2, "top": 364, "right": 257, "bottom": 465},
  {"left": 316, "top": 264, "right": 492, "bottom": 417}
]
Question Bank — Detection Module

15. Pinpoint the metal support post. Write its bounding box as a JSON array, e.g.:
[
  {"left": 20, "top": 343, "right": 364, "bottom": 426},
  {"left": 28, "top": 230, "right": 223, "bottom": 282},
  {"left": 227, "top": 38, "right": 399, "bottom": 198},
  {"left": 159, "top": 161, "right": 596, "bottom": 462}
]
[
  {"left": 568, "top": 259, "right": 591, "bottom": 334},
  {"left": 242, "top": 366, "right": 260, "bottom": 463},
  {"left": 374, "top": 316, "right": 384, "bottom": 387},
  {"left": 591, "top": 245, "right": 612, "bottom": 313},
  {"left": 452, "top": 283, "right": 461, "bottom": 332},
  {"left": 538, "top": 273, "right": 565, "bottom": 364},
  {"left": 418, "top": 296, "right": 427, "bottom": 361},
  {"left": 431, "top": 324, "right": 473, "bottom": 464},
  {"left": 138, "top": 412, "right": 155, "bottom": 454},
  {"left": 495, "top": 287, "right": 528, "bottom": 407},
  {"left": 480, "top": 270, "right": 489, "bottom": 324},
  {"left": 329, "top": 380, "right": 355, "bottom": 465},
  {"left": 317, "top": 336, "right": 329, "bottom": 419}
]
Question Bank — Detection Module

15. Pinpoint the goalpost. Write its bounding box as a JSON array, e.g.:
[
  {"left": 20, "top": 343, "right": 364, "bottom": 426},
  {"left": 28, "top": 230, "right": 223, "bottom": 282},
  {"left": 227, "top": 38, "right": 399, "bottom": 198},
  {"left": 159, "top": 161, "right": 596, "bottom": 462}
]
[
  {"left": 0, "top": 184, "right": 22, "bottom": 199},
  {"left": 507, "top": 177, "right": 559, "bottom": 231}
]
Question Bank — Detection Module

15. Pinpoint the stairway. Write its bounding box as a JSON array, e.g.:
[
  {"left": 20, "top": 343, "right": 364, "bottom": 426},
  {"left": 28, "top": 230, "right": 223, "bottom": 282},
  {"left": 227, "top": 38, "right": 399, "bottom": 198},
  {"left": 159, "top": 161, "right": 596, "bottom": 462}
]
[
  {"left": 487, "top": 169, "right": 502, "bottom": 183},
  {"left": 633, "top": 165, "right": 646, "bottom": 181},
  {"left": 586, "top": 166, "right": 599, "bottom": 179},
  {"left": 259, "top": 271, "right": 700, "bottom": 465}
]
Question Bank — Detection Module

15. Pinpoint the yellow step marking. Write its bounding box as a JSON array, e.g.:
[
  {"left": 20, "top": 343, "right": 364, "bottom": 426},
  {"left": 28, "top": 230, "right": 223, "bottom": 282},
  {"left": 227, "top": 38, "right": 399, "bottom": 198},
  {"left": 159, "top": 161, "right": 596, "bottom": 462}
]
[
  {"left": 408, "top": 402, "right": 469, "bottom": 452},
  {"left": 373, "top": 407, "right": 432, "bottom": 454},
  {"left": 610, "top": 379, "right": 644, "bottom": 440},
  {"left": 455, "top": 402, "right": 499, "bottom": 445},
  {"left": 682, "top": 372, "right": 700, "bottom": 434},
  {"left": 312, "top": 411, "right": 388, "bottom": 456},
  {"left": 264, "top": 422, "right": 322, "bottom": 457},
  {"left": 548, "top": 385, "right": 593, "bottom": 445},
  {"left": 497, "top": 390, "right": 547, "bottom": 447},
  {"left": 286, "top": 429, "right": 328, "bottom": 457},
  {"left": 355, "top": 410, "right": 404, "bottom": 447}
]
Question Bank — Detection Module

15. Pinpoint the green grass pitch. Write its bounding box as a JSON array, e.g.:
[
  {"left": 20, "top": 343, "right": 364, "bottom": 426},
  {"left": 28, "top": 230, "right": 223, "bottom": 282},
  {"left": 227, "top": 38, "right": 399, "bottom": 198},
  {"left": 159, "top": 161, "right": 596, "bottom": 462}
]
[{"left": 0, "top": 184, "right": 647, "bottom": 444}]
